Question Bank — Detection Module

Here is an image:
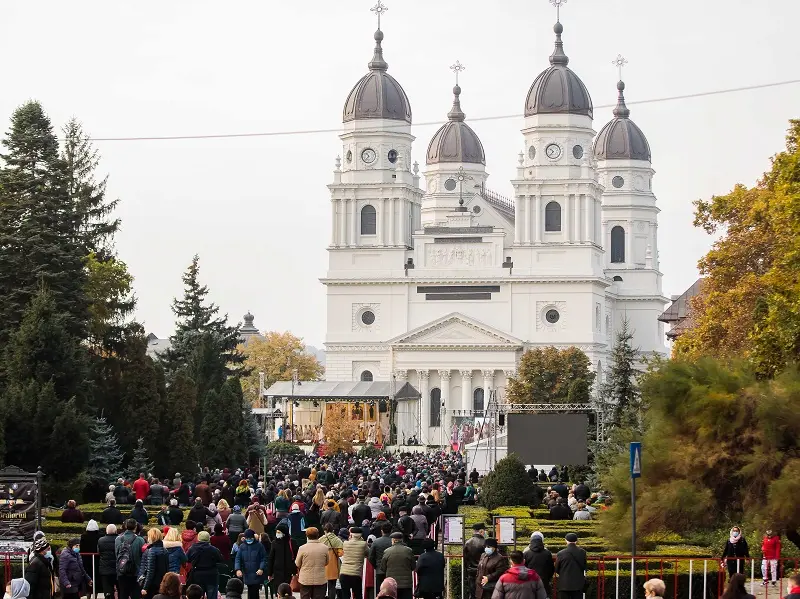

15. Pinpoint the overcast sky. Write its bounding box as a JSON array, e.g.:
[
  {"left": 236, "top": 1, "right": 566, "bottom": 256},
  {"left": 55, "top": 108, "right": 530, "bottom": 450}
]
[{"left": 2, "top": 1, "right": 798, "bottom": 347}]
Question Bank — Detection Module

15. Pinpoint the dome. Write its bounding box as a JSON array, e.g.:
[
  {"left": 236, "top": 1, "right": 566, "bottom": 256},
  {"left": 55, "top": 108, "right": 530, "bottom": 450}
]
[
  {"left": 343, "top": 30, "right": 412, "bottom": 123},
  {"left": 594, "top": 81, "right": 651, "bottom": 161},
  {"left": 525, "top": 22, "right": 593, "bottom": 118},
  {"left": 426, "top": 84, "right": 485, "bottom": 165}
]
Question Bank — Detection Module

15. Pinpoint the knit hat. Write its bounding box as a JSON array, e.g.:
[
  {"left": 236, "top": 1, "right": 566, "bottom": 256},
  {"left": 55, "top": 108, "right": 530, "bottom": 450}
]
[
  {"left": 86, "top": 519, "right": 99, "bottom": 532},
  {"left": 565, "top": 533, "right": 579, "bottom": 543},
  {"left": 198, "top": 531, "right": 211, "bottom": 542},
  {"left": 244, "top": 529, "right": 256, "bottom": 539},
  {"left": 32, "top": 538, "right": 49, "bottom": 552},
  {"left": 531, "top": 531, "right": 544, "bottom": 540},
  {"left": 233, "top": 505, "right": 242, "bottom": 513},
  {"left": 484, "top": 538, "right": 498, "bottom": 548}
]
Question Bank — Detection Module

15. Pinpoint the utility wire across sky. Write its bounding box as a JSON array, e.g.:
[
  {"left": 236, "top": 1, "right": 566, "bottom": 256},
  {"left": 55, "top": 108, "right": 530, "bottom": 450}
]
[{"left": 82, "top": 78, "right": 800, "bottom": 142}]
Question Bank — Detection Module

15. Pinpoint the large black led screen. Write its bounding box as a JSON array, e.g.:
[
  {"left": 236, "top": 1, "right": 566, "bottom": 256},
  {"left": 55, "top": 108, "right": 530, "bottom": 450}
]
[{"left": 507, "top": 413, "right": 588, "bottom": 465}]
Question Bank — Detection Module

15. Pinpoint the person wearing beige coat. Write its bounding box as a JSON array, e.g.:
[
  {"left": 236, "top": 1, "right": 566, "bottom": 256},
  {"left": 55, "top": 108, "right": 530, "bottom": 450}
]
[
  {"left": 295, "top": 528, "right": 329, "bottom": 599},
  {"left": 340, "top": 528, "right": 369, "bottom": 599}
]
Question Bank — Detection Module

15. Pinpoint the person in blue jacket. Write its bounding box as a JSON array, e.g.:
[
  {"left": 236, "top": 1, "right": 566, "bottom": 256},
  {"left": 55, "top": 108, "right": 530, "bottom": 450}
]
[{"left": 234, "top": 530, "right": 267, "bottom": 599}]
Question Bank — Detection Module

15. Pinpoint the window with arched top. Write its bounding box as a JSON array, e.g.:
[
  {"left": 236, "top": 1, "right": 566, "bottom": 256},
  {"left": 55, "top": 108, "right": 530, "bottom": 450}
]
[
  {"left": 545, "top": 201, "right": 562, "bottom": 232},
  {"left": 360, "top": 370, "right": 373, "bottom": 382},
  {"left": 473, "top": 388, "right": 485, "bottom": 415},
  {"left": 430, "top": 388, "right": 442, "bottom": 427},
  {"left": 611, "top": 226, "right": 625, "bottom": 263},
  {"left": 360, "top": 205, "right": 376, "bottom": 235}
]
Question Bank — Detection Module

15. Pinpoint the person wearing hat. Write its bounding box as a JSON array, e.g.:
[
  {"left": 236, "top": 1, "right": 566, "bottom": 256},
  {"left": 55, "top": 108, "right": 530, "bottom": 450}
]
[
  {"left": 5, "top": 578, "right": 30, "bottom": 599},
  {"left": 379, "top": 533, "right": 414, "bottom": 599},
  {"left": 186, "top": 531, "right": 223, "bottom": 599},
  {"left": 267, "top": 523, "right": 297, "bottom": 598},
  {"left": 101, "top": 500, "right": 125, "bottom": 526},
  {"left": 59, "top": 537, "right": 92, "bottom": 599},
  {"left": 129, "top": 500, "right": 149, "bottom": 526},
  {"left": 414, "top": 538, "right": 445, "bottom": 599},
  {"left": 234, "top": 530, "right": 267, "bottom": 599},
  {"left": 339, "top": 528, "right": 368, "bottom": 599},
  {"left": 226, "top": 505, "right": 248, "bottom": 545},
  {"left": 464, "top": 523, "right": 486, "bottom": 599},
  {"left": 522, "top": 532, "right": 553, "bottom": 597},
  {"left": 475, "top": 538, "right": 507, "bottom": 599},
  {"left": 25, "top": 539, "right": 54, "bottom": 599},
  {"left": 80, "top": 520, "right": 101, "bottom": 582},
  {"left": 554, "top": 534, "right": 587, "bottom": 599},
  {"left": 368, "top": 522, "right": 394, "bottom": 588}
]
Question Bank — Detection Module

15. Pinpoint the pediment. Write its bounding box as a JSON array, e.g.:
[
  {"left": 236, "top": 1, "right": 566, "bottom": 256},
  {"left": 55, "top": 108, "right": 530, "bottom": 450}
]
[{"left": 389, "top": 313, "right": 522, "bottom": 348}]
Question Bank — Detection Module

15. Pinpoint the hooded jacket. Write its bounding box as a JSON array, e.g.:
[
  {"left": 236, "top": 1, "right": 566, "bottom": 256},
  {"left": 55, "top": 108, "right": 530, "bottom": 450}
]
[
  {"left": 141, "top": 541, "right": 170, "bottom": 593},
  {"left": 522, "top": 538, "right": 554, "bottom": 594},
  {"left": 59, "top": 547, "right": 91, "bottom": 591},
  {"left": 367, "top": 497, "right": 383, "bottom": 519},
  {"left": 9, "top": 579, "right": 31, "bottom": 599},
  {"left": 492, "top": 565, "right": 547, "bottom": 599},
  {"left": 181, "top": 529, "right": 198, "bottom": 554},
  {"left": 188, "top": 542, "right": 223, "bottom": 586},
  {"left": 267, "top": 524, "right": 297, "bottom": 586}
]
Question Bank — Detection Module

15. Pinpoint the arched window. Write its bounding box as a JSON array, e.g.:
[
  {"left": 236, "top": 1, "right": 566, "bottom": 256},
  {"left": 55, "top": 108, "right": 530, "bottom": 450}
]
[
  {"left": 610, "top": 226, "right": 625, "bottom": 263},
  {"left": 545, "top": 201, "right": 561, "bottom": 232},
  {"left": 430, "top": 388, "right": 442, "bottom": 427},
  {"left": 361, "top": 205, "right": 376, "bottom": 235},
  {"left": 360, "top": 370, "right": 373, "bottom": 382},
  {"left": 473, "top": 388, "right": 485, "bottom": 415}
]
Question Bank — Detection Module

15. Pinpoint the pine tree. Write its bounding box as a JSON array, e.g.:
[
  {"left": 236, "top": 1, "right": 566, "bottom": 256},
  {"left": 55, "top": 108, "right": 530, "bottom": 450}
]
[
  {"left": 164, "top": 370, "right": 199, "bottom": 476},
  {"left": 199, "top": 379, "right": 247, "bottom": 468},
  {"left": 0, "top": 101, "right": 87, "bottom": 344},
  {"left": 117, "top": 336, "right": 162, "bottom": 457},
  {"left": 161, "top": 256, "right": 245, "bottom": 396},
  {"left": 46, "top": 398, "right": 90, "bottom": 501},
  {"left": 199, "top": 389, "right": 222, "bottom": 466},
  {"left": 88, "top": 416, "right": 124, "bottom": 492},
  {"left": 243, "top": 405, "right": 265, "bottom": 465},
  {"left": 129, "top": 437, "right": 154, "bottom": 479},
  {"left": 602, "top": 318, "right": 641, "bottom": 428}
]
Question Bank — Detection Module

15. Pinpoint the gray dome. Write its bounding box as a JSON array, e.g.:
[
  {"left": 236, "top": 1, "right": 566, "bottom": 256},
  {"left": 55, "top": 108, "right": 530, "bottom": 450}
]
[
  {"left": 525, "top": 23, "right": 593, "bottom": 118},
  {"left": 594, "top": 81, "right": 651, "bottom": 161},
  {"left": 426, "top": 85, "right": 485, "bottom": 165},
  {"left": 343, "top": 30, "right": 412, "bottom": 123}
]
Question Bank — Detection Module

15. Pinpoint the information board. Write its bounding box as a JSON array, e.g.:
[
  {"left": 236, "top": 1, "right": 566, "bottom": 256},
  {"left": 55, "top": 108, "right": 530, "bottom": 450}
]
[
  {"left": 0, "top": 467, "right": 40, "bottom": 541},
  {"left": 493, "top": 516, "right": 516, "bottom": 546},
  {"left": 443, "top": 515, "right": 464, "bottom": 545}
]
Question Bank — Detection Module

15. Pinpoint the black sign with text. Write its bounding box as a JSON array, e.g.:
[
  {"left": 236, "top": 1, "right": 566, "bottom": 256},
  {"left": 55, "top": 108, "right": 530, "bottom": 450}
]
[{"left": 0, "top": 480, "right": 38, "bottom": 540}]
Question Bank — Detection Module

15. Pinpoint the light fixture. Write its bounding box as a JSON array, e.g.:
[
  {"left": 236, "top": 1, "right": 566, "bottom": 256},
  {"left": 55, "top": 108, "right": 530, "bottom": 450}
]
[
  {"left": 502, "top": 256, "right": 514, "bottom": 275},
  {"left": 404, "top": 257, "right": 414, "bottom": 276}
]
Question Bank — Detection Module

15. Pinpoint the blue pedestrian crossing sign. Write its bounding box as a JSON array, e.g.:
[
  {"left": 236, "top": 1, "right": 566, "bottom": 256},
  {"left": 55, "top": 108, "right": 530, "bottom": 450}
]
[{"left": 630, "top": 442, "right": 642, "bottom": 478}]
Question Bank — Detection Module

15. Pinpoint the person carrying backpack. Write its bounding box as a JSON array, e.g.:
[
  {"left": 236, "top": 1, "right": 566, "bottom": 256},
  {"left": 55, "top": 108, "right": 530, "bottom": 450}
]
[{"left": 115, "top": 519, "right": 145, "bottom": 599}]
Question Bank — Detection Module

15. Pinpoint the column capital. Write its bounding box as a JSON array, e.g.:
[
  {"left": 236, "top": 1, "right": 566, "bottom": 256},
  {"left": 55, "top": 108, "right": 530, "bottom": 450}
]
[
  {"left": 481, "top": 369, "right": 495, "bottom": 379},
  {"left": 418, "top": 370, "right": 430, "bottom": 380},
  {"left": 394, "top": 369, "right": 408, "bottom": 380},
  {"left": 438, "top": 369, "right": 452, "bottom": 381},
  {"left": 459, "top": 369, "right": 473, "bottom": 379},
  {"left": 503, "top": 369, "right": 516, "bottom": 378}
]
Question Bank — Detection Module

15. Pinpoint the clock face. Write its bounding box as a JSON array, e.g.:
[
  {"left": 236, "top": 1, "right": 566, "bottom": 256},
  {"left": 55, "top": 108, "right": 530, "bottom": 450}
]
[
  {"left": 361, "top": 148, "right": 377, "bottom": 164},
  {"left": 545, "top": 143, "right": 561, "bottom": 160}
]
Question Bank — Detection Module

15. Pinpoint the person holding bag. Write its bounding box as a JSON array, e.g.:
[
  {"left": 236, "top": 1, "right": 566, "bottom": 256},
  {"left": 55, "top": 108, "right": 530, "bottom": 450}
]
[
  {"left": 235, "top": 530, "right": 267, "bottom": 599},
  {"left": 320, "top": 523, "right": 344, "bottom": 599}
]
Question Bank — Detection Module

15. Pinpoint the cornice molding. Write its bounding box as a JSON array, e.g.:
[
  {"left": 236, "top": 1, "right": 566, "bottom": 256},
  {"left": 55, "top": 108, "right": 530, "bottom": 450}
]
[{"left": 321, "top": 276, "right": 612, "bottom": 286}]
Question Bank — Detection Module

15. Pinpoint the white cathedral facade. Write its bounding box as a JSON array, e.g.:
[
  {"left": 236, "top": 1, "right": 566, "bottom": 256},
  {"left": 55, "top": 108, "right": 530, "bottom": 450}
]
[{"left": 321, "top": 16, "right": 668, "bottom": 445}]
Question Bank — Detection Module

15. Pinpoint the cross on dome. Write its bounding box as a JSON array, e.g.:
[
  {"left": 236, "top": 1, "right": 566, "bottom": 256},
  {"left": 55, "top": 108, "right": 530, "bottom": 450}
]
[
  {"left": 450, "top": 60, "right": 465, "bottom": 85},
  {"left": 371, "top": 1, "right": 388, "bottom": 30},
  {"left": 612, "top": 54, "right": 628, "bottom": 82},
  {"left": 550, "top": 0, "right": 567, "bottom": 22}
]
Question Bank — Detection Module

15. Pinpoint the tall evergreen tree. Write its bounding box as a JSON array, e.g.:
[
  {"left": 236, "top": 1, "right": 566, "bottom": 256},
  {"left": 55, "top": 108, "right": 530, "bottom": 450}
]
[
  {"left": 88, "top": 416, "right": 124, "bottom": 494},
  {"left": 117, "top": 336, "right": 161, "bottom": 457},
  {"left": 602, "top": 318, "right": 641, "bottom": 428},
  {"left": 243, "top": 405, "right": 265, "bottom": 466},
  {"left": 0, "top": 101, "right": 87, "bottom": 344},
  {"left": 199, "top": 379, "right": 247, "bottom": 468},
  {"left": 163, "top": 370, "right": 199, "bottom": 476},
  {"left": 128, "top": 437, "right": 154, "bottom": 479}
]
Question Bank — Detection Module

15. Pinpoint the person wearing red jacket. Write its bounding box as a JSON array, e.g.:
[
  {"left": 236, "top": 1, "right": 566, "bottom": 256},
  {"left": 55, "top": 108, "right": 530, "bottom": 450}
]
[
  {"left": 761, "top": 530, "right": 781, "bottom": 586},
  {"left": 491, "top": 551, "right": 547, "bottom": 599},
  {"left": 784, "top": 571, "right": 800, "bottom": 599},
  {"left": 132, "top": 473, "right": 150, "bottom": 502}
]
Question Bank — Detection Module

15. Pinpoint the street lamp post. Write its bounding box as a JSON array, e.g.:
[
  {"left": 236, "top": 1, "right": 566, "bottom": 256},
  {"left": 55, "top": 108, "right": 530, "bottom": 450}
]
[{"left": 289, "top": 368, "right": 298, "bottom": 443}]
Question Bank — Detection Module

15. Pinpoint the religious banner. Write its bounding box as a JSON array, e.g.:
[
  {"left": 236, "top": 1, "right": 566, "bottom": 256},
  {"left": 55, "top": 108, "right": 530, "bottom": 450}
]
[{"left": 0, "top": 476, "right": 38, "bottom": 541}]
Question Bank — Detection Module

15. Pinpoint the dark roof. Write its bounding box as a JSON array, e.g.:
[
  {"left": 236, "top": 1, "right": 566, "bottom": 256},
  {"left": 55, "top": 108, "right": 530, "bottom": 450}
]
[
  {"left": 427, "top": 84, "right": 485, "bottom": 165},
  {"left": 659, "top": 278, "right": 704, "bottom": 339},
  {"left": 594, "top": 81, "right": 651, "bottom": 162},
  {"left": 264, "top": 380, "right": 420, "bottom": 401},
  {"left": 343, "top": 29, "right": 412, "bottom": 123},
  {"left": 525, "top": 22, "right": 592, "bottom": 118}
]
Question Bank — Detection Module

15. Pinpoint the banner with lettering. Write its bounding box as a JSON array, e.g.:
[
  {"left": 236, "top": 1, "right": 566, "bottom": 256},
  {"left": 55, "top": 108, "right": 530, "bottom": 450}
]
[{"left": 0, "top": 480, "right": 37, "bottom": 540}]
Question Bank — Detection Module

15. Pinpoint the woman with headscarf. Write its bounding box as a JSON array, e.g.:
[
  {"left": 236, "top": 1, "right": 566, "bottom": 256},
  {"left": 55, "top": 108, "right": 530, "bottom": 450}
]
[
  {"left": 5, "top": 578, "right": 30, "bottom": 599},
  {"left": 79, "top": 520, "right": 100, "bottom": 580},
  {"left": 267, "top": 523, "right": 297, "bottom": 598},
  {"left": 721, "top": 526, "right": 750, "bottom": 579},
  {"left": 376, "top": 576, "right": 398, "bottom": 599}
]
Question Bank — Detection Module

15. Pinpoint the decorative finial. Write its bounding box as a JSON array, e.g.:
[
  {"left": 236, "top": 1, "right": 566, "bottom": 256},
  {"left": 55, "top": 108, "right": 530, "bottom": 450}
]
[
  {"left": 518, "top": 151, "right": 524, "bottom": 166},
  {"left": 335, "top": 155, "right": 341, "bottom": 170},
  {"left": 413, "top": 161, "right": 419, "bottom": 176},
  {"left": 447, "top": 60, "right": 466, "bottom": 122},
  {"left": 455, "top": 166, "right": 473, "bottom": 210},
  {"left": 368, "top": 2, "right": 389, "bottom": 70},
  {"left": 548, "top": 0, "right": 569, "bottom": 66},
  {"left": 371, "top": 1, "right": 388, "bottom": 30},
  {"left": 612, "top": 54, "right": 628, "bottom": 81},
  {"left": 550, "top": 0, "right": 567, "bottom": 22}
]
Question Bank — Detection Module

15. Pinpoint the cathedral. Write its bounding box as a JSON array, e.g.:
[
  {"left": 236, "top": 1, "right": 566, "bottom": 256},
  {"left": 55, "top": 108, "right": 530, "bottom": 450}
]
[{"left": 320, "top": 8, "right": 668, "bottom": 446}]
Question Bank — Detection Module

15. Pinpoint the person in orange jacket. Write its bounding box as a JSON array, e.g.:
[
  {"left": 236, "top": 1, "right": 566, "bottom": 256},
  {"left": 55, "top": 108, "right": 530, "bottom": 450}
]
[{"left": 761, "top": 529, "right": 781, "bottom": 586}]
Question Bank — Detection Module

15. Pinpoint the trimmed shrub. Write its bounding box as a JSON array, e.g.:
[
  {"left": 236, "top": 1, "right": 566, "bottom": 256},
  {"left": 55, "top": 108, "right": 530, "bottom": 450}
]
[
  {"left": 264, "top": 441, "right": 304, "bottom": 459},
  {"left": 479, "top": 454, "right": 540, "bottom": 510}
]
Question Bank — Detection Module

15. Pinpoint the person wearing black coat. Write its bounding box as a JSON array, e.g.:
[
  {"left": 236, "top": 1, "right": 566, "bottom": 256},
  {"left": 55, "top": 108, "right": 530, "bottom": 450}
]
[
  {"left": 555, "top": 534, "right": 587, "bottom": 599},
  {"left": 80, "top": 521, "right": 101, "bottom": 583},
  {"left": 721, "top": 527, "right": 750, "bottom": 579},
  {"left": 463, "top": 525, "right": 486, "bottom": 599},
  {"left": 130, "top": 501, "right": 149, "bottom": 526},
  {"left": 574, "top": 483, "right": 590, "bottom": 502},
  {"left": 26, "top": 541, "right": 55, "bottom": 599},
  {"left": 538, "top": 470, "right": 548, "bottom": 483},
  {"left": 414, "top": 539, "right": 445, "bottom": 599},
  {"left": 101, "top": 502, "right": 125, "bottom": 525},
  {"left": 549, "top": 499, "right": 572, "bottom": 521},
  {"left": 186, "top": 532, "right": 224, "bottom": 599},
  {"left": 469, "top": 469, "right": 479, "bottom": 484},
  {"left": 97, "top": 526, "right": 119, "bottom": 599},
  {"left": 351, "top": 497, "right": 372, "bottom": 527},
  {"left": 523, "top": 534, "right": 555, "bottom": 597},
  {"left": 267, "top": 523, "right": 297, "bottom": 596}
]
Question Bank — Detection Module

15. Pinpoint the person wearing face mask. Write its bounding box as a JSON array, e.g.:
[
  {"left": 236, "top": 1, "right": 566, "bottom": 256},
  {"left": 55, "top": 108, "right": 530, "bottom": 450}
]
[
  {"left": 721, "top": 527, "right": 750, "bottom": 579},
  {"left": 464, "top": 524, "right": 486, "bottom": 599},
  {"left": 268, "top": 523, "right": 297, "bottom": 596},
  {"left": 58, "top": 539, "right": 92, "bottom": 599},
  {"left": 235, "top": 530, "right": 267, "bottom": 599},
  {"left": 25, "top": 539, "right": 55, "bottom": 599},
  {"left": 5, "top": 578, "right": 31, "bottom": 599},
  {"left": 475, "top": 538, "right": 508, "bottom": 599}
]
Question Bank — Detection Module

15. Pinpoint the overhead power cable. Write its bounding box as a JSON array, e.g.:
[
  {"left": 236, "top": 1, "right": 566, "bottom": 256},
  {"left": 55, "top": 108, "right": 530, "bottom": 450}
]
[{"left": 83, "top": 78, "right": 800, "bottom": 142}]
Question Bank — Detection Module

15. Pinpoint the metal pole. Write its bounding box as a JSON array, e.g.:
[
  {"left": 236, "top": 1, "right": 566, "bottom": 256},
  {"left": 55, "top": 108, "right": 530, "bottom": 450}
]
[
  {"left": 493, "top": 391, "right": 498, "bottom": 469},
  {"left": 631, "top": 475, "right": 637, "bottom": 599},
  {"left": 36, "top": 466, "right": 43, "bottom": 532}
]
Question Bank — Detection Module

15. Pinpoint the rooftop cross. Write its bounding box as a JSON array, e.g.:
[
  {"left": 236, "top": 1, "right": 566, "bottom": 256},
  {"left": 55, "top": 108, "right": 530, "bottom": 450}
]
[
  {"left": 450, "top": 60, "right": 465, "bottom": 85},
  {"left": 549, "top": 0, "right": 567, "bottom": 22},
  {"left": 371, "top": 1, "right": 388, "bottom": 30},
  {"left": 456, "top": 165, "right": 473, "bottom": 209},
  {"left": 612, "top": 54, "right": 628, "bottom": 81}
]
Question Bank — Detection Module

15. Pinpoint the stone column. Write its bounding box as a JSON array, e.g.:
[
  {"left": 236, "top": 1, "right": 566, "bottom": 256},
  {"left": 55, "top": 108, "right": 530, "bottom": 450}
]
[
  {"left": 399, "top": 200, "right": 407, "bottom": 248},
  {"left": 439, "top": 369, "right": 452, "bottom": 444},
  {"left": 514, "top": 196, "right": 523, "bottom": 243},
  {"left": 339, "top": 199, "right": 347, "bottom": 245},
  {"left": 583, "top": 194, "right": 590, "bottom": 243},
  {"left": 377, "top": 198, "right": 384, "bottom": 246},
  {"left": 523, "top": 195, "right": 531, "bottom": 244},
  {"left": 625, "top": 221, "right": 633, "bottom": 266},
  {"left": 389, "top": 198, "right": 396, "bottom": 246},
  {"left": 460, "top": 370, "right": 472, "bottom": 412},
  {"left": 394, "top": 370, "right": 408, "bottom": 444},
  {"left": 350, "top": 198, "right": 358, "bottom": 247},
  {"left": 331, "top": 202, "right": 338, "bottom": 246},
  {"left": 482, "top": 370, "right": 494, "bottom": 409},
  {"left": 534, "top": 195, "right": 542, "bottom": 243},
  {"left": 418, "top": 370, "right": 430, "bottom": 445}
]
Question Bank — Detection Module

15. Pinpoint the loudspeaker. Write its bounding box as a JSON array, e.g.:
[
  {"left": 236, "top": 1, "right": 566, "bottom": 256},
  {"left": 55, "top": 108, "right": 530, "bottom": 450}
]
[{"left": 498, "top": 414, "right": 505, "bottom": 426}]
